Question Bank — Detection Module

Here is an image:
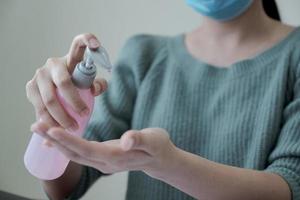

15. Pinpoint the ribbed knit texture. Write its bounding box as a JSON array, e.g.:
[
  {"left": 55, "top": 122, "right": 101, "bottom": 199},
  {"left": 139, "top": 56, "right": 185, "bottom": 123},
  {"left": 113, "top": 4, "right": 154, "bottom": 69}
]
[{"left": 66, "top": 27, "right": 300, "bottom": 200}]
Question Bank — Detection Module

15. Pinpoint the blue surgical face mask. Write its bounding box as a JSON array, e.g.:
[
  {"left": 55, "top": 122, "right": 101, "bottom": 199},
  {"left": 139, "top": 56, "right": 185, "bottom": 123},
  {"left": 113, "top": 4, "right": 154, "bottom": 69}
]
[{"left": 186, "top": 0, "right": 254, "bottom": 21}]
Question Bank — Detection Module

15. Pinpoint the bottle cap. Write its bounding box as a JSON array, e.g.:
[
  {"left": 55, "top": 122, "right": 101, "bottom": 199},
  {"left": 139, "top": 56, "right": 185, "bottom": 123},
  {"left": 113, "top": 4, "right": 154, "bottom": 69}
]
[{"left": 71, "top": 57, "right": 97, "bottom": 89}]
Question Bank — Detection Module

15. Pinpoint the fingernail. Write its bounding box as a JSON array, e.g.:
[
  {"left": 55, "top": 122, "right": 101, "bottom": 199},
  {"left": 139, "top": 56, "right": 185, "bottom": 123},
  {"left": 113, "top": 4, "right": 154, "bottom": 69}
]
[
  {"left": 89, "top": 38, "right": 100, "bottom": 48},
  {"left": 101, "top": 80, "right": 108, "bottom": 91},
  {"left": 80, "top": 108, "right": 89, "bottom": 116},
  {"left": 95, "top": 82, "right": 101, "bottom": 93}
]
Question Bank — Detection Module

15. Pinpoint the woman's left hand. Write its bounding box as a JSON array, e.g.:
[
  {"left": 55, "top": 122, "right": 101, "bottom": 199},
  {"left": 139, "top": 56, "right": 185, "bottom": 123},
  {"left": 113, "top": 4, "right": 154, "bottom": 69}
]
[{"left": 31, "top": 122, "right": 178, "bottom": 178}]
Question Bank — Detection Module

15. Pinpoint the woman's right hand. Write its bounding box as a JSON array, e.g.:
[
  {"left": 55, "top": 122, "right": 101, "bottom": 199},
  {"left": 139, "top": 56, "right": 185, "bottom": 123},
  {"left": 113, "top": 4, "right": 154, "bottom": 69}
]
[{"left": 26, "top": 33, "right": 108, "bottom": 131}]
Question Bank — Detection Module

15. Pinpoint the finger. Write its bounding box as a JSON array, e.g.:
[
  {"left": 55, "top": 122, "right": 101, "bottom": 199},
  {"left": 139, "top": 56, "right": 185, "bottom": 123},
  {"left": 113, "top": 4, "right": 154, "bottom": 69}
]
[
  {"left": 46, "top": 127, "right": 100, "bottom": 160},
  {"left": 67, "top": 33, "right": 100, "bottom": 71},
  {"left": 36, "top": 71, "right": 78, "bottom": 130},
  {"left": 47, "top": 128, "right": 131, "bottom": 163},
  {"left": 47, "top": 128, "right": 150, "bottom": 172},
  {"left": 37, "top": 111, "right": 59, "bottom": 127},
  {"left": 46, "top": 132, "right": 125, "bottom": 173},
  {"left": 93, "top": 139, "right": 151, "bottom": 168},
  {"left": 49, "top": 137, "right": 105, "bottom": 168},
  {"left": 43, "top": 139, "right": 54, "bottom": 147},
  {"left": 91, "top": 78, "right": 108, "bottom": 96},
  {"left": 30, "top": 122, "right": 71, "bottom": 154},
  {"left": 26, "top": 79, "right": 57, "bottom": 125},
  {"left": 30, "top": 121, "right": 54, "bottom": 142},
  {"left": 51, "top": 62, "right": 89, "bottom": 116},
  {"left": 30, "top": 121, "right": 52, "bottom": 147},
  {"left": 31, "top": 121, "right": 49, "bottom": 133}
]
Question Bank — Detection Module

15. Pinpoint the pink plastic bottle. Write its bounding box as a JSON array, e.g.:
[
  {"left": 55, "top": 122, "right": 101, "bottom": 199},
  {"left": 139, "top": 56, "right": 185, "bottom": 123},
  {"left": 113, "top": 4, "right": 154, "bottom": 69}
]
[{"left": 24, "top": 47, "right": 112, "bottom": 180}]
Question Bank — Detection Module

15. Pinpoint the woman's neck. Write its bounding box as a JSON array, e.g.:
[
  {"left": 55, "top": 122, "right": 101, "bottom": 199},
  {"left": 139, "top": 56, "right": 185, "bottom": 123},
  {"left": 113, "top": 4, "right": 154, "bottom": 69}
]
[
  {"left": 186, "top": 0, "right": 295, "bottom": 67},
  {"left": 199, "top": 0, "right": 273, "bottom": 44}
]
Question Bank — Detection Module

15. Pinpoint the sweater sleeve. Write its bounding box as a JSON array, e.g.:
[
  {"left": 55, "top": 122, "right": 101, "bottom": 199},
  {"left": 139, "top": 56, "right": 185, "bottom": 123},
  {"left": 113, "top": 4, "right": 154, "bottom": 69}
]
[
  {"left": 264, "top": 63, "right": 300, "bottom": 200},
  {"left": 64, "top": 35, "right": 158, "bottom": 200}
]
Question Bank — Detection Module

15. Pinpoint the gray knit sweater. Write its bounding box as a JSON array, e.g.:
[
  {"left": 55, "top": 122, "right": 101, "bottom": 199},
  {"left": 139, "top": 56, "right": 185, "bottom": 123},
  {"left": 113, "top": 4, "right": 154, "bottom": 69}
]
[{"left": 67, "top": 27, "right": 300, "bottom": 200}]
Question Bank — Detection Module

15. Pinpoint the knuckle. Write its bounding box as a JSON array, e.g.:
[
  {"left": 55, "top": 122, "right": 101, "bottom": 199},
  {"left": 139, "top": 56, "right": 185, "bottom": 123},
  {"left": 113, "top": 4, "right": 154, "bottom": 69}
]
[
  {"left": 35, "top": 68, "right": 44, "bottom": 76},
  {"left": 39, "top": 115, "right": 57, "bottom": 127},
  {"left": 57, "top": 76, "right": 72, "bottom": 89},
  {"left": 44, "top": 95, "right": 56, "bottom": 107},
  {"left": 36, "top": 106, "right": 47, "bottom": 117},
  {"left": 45, "top": 57, "right": 61, "bottom": 69},
  {"left": 45, "top": 57, "right": 55, "bottom": 65}
]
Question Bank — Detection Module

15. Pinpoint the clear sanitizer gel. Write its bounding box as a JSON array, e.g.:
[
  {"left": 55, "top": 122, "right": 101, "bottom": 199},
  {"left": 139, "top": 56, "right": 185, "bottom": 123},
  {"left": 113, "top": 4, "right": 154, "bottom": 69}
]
[{"left": 24, "top": 46, "right": 112, "bottom": 180}]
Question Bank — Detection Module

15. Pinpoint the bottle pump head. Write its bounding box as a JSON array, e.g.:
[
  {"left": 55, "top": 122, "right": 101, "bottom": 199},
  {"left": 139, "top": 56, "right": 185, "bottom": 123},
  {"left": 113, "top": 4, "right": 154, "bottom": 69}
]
[
  {"left": 86, "top": 46, "right": 113, "bottom": 71},
  {"left": 71, "top": 46, "right": 113, "bottom": 89}
]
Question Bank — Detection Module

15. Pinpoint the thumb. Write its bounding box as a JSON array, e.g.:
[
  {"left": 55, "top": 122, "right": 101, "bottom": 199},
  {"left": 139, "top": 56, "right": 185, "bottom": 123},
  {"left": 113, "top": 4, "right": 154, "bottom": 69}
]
[
  {"left": 120, "top": 128, "right": 169, "bottom": 154},
  {"left": 91, "top": 78, "right": 108, "bottom": 96}
]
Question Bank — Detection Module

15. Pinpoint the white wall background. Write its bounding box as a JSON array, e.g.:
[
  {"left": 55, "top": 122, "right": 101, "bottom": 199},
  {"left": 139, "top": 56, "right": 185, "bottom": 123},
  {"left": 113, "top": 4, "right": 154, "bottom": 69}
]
[{"left": 0, "top": 0, "right": 299, "bottom": 199}]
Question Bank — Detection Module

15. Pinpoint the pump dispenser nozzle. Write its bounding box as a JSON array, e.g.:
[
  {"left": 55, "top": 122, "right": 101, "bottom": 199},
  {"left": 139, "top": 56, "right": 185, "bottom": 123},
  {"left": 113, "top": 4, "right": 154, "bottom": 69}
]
[
  {"left": 86, "top": 46, "right": 113, "bottom": 71},
  {"left": 71, "top": 46, "right": 112, "bottom": 89}
]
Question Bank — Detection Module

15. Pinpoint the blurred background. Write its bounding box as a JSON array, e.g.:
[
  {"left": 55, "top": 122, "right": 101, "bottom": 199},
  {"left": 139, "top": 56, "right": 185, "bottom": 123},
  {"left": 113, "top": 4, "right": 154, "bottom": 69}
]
[{"left": 0, "top": 0, "right": 299, "bottom": 199}]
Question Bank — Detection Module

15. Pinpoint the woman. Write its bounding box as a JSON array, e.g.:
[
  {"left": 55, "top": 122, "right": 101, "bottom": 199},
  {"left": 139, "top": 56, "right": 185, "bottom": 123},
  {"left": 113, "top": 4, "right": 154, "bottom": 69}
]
[{"left": 26, "top": 0, "right": 300, "bottom": 199}]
